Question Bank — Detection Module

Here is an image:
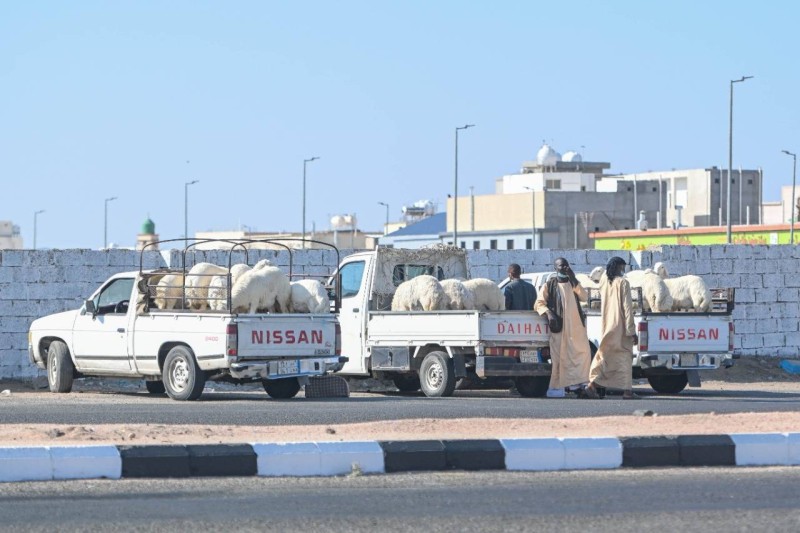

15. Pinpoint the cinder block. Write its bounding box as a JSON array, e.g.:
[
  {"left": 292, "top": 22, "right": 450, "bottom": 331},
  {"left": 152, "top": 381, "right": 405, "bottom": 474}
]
[
  {"left": 740, "top": 335, "right": 763, "bottom": 349},
  {"left": 710, "top": 246, "right": 729, "bottom": 259},
  {"left": 379, "top": 440, "right": 447, "bottom": 473},
  {"left": 762, "top": 333, "right": 786, "bottom": 348},
  {"left": 50, "top": 445, "right": 122, "bottom": 480},
  {"left": 762, "top": 274, "right": 784, "bottom": 288},
  {"left": 711, "top": 259, "right": 733, "bottom": 274},
  {"left": 562, "top": 437, "right": 622, "bottom": 470},
  {"left": 731, "top": 433, "right": 789, "bottom": 466},
  {"left": 252, "top": 442, "right": 321, "bottom": 476},
  {"left": 468, "top": 251, "right": 489, "bottom": 267},
  {"left": 1, "top": 251, "right": 25, "bottom": 267},
  {"left": 735, "top": 288, "right": 755, "bottom": 303},
  {"left": 316, "top": 441, "right": 384, "bottom": 475},
  {"left": 501, "top": 438, "right": 565, "bottom": 471},
  {"left": 621, "top": 436, "right": 680, "bottom": 467},
  {"left": 677, "top": 435, "right": 735, "bottom": 466},
  {"left": 0, "top": 446, "right": 52, "bottom": 482}
]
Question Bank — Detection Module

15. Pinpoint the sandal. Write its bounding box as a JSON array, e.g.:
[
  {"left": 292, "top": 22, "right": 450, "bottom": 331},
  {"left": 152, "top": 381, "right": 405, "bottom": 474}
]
[
  {"left": 622, "top": 391, "right": 639, "bottom": 400},
  {"left": 581, "top": 384, "right": 600, "bottom": 399}
]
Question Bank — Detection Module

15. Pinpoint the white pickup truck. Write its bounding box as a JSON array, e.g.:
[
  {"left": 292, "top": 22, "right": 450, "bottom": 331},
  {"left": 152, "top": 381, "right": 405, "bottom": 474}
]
[
  {"left": 502, "top": 271, "right": 735, "bottom": 395},
  {"left": 329, "top": 247, "right": 552, "bottom": 397},
  {"left": 584, "top": 286, "right": 735, "bottom": 394},
  {"left": 28, "top": 239, "right": 345, "bottom": 401}
]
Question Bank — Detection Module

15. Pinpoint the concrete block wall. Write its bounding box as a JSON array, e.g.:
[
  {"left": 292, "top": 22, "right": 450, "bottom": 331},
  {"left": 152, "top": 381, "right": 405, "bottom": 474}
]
[{"left": 1, "top": 245, "right": 798, "bottom": 380}]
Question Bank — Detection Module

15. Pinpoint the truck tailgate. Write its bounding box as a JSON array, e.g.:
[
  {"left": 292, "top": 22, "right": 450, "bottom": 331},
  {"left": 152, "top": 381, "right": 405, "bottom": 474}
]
[
  {"left": 236, "top": 314, "right": 337, "bottom": 358},
  {"left": 644, "top": 314, "right": 732, "bottom": 353},
  {"left": 478, "top": 312, "right": 550, "bottom": 344}
]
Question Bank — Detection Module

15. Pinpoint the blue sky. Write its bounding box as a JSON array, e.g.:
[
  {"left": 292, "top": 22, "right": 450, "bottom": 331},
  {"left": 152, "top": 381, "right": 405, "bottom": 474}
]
[{"left": 2, "top": 1, "right": 798, "bottom": 249}]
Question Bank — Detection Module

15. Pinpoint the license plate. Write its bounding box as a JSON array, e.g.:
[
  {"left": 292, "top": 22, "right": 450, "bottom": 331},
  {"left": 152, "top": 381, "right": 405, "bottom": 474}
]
[
  {"left": 680, "top": 354, "right": 698, "bottom": 367},
  {"left": 277, "top": 360, "right": 300, "bottom": 375},
  {"left": 520, "top": 350, "right": 540, "bottom": 363}
]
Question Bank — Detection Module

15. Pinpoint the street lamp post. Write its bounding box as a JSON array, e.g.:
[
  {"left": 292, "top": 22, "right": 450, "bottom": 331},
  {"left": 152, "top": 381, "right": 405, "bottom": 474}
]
[
  {"left": 523, "top": 186, "right": 536, "bottom": 250},
  {"left": 184, "top": 180, "right": 199, "bottom": 248},
  {"left": 783, "top": 149, "right": 797, "bottom": 244},
  {"left": 727, "top": 75, "right": 753, "bottom": 243},
  {"left": 104, "top": 197, "right": 117, "bottom": 249},
  {"left": 302, "top": 156, "right": 320, "bottom": 248},
  {"left": 453, "top": 124, "right": 475, "bottom": 247},
  {"left": 378, "top": 202, "right": 389, "bottom": 235},
  {"left": 33, "top": 209, "right": 45, "bottom": 250}
]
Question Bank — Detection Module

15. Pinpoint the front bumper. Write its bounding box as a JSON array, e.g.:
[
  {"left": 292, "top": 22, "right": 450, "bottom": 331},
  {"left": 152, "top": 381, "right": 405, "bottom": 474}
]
[{"left": 229, "top": 356, "right": 348, "bottom": 380}]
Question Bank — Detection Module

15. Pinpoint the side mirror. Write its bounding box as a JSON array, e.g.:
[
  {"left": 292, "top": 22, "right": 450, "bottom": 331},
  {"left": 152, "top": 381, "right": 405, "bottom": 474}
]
[{"left": 84, "top": 300, "right": 96, "bottom": 316}]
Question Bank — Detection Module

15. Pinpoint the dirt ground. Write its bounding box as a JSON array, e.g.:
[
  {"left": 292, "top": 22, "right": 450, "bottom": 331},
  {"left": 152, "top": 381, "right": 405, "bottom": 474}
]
[{"left": 1, "top": 356, "right": 798, "bottom": 446}]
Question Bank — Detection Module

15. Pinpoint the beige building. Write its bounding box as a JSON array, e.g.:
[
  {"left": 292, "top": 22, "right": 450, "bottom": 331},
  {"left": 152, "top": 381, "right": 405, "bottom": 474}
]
[
  {"left": 0, "top": 221, "right": 23, "bottom": 249},
  {"left": 762, "top": 185, "right": 799, "bottom": 225},
  {"left": 194, "top": 229, "right": 378, "bottom": 251}
]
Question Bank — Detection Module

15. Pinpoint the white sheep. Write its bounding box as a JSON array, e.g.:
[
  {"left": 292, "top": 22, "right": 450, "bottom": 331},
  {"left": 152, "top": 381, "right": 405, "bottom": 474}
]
[
  {"left": 440, "top": 278, "right": 475, "bottom": 310},
  {"left": 207, "top": 263, "right": 252, "bottom": 311},
  {"left": 231, "top": 265, "right": 291, "bottom": 314},
  {"left": 624, "top": 268, "right": 673, "bottom": 312},
  {"left": 391, "top": 275, "right": 447, "bottom": 311},
  {"left": 289, "top": 279, "right": 331, "bottom": 313},
  {"left": 462, "top": 278, "right": 505, "bottom": 311},
  {"left": 154, "top": 273, "right": 185, "bottom": 310},
  {"left": 653, "top": 262, "right": 712, "bottom": 312},
  {"left": 185, "top": 262, "right": 228, "bottom": 310}
]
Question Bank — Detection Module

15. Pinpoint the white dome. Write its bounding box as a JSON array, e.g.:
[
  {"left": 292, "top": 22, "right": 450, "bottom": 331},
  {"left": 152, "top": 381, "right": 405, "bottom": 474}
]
[
  {"left": 536, "top": 144, "right": 560, "bottom": 166},
  {"left": 330, "top": 215, "right": 345, "bottom": 228},
  {"left": 562, "top": 151, "right": 582, "bottom": 162}
]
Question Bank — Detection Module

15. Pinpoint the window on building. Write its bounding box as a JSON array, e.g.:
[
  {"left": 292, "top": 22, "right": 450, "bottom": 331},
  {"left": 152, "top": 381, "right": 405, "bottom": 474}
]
[
  {"left": 490, "top": 239, "right": 498, "bottom": 250},
  {"left": 581, "top": 185, "right": 586, "bottom": 191},
  {"left": 506, "top": 239, "right": 514, "bottom": 250},
  {"left": 748, "top": 179, "right": 753, "bottom": 185},
  {"left": 473, "top": 241, "right": 480, "bottom": 250},
  {"left": 460, "top": 241, "right": 466, "bottom": 249},
  {"left": 525, "top": 238, "right": 532, "bottom": 250},
  {"left": 545, "top": 179, "right": 561, "bottom": 190}
]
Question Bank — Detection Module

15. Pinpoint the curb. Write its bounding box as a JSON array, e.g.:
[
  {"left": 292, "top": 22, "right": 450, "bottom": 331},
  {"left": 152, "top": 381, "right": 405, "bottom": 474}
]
[{"left": 1, "top": 433, "right": 799, "bottom": 483}]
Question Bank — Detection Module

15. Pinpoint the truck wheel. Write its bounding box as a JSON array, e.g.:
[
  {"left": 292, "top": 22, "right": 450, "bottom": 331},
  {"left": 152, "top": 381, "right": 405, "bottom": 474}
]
[
  {"left": 145, "top": 380, "right": 166, "bottom": 394},
  {"left": 47, "top": 340, "right": 74, "bottom": 393},
  {"left": 392, "top": 374, "right": 421, "bottom": 392},
  {"left": 514, "top": 376, "right": 549, "bottom": 398},
  {"left": 647, "top": 373, "right": 688, "bottom": 394},
  {"left": 163, "top": 346, "right": 205, "bottom": 401},
  {"left": 263, "top": 378, "right": 301, "bottom": 399},
  {"left": 419, "top": 351, "right": 456, "bottom": 397}
]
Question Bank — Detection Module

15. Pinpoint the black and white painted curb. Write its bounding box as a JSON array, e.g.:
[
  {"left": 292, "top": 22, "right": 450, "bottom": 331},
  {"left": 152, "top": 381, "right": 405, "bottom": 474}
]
[{"left": 2, "top": 433, "right": 799, "bottom": 483}]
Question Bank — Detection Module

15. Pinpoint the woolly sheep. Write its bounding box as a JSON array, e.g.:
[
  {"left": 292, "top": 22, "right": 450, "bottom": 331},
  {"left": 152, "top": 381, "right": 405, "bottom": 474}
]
[
  {"left": 462, "top": 278, "right": 505, "bottom": 311},
  {"left": 624, "top": 268, "right": 673, "bottom": 312},
  {"left": 391, "top": 275, "right": 447, "bottom": 311},
  {"left": 207, "top": 263, "right": 252, "bottom": 311},
  {"left": 288, "top": 279, "right": 331, "bottom": 313},
  {"left": 231, "top": 265, "right": 291, "bottom": 314},
  {"left": 653, "top": 262, "right": 712, "bottom": 312},
  {"left": 185, "top": 262, "right": 228, "bottom": 310},
  {"left": 440, "top": 278, "right": 475, "bottom": 310},
  {"left": 154, "top": 273, "right": 185, "bottom": 310}
]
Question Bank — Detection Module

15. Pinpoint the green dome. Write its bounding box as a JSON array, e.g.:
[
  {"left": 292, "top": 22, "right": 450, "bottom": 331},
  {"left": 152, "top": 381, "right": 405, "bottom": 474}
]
[{"left": 141, "top": 217, "right": 156, "bottom": 235}]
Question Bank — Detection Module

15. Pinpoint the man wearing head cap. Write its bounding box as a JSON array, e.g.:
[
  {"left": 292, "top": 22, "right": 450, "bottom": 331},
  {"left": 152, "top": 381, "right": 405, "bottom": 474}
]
[{"left": 584, "top": 256, "right": 638, "bottom": 399}]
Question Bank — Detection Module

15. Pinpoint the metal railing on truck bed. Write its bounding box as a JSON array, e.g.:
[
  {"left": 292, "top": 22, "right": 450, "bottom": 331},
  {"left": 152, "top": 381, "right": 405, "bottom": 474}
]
[{"left": 584, "top": 286, "right": 735, "bottom": 315}]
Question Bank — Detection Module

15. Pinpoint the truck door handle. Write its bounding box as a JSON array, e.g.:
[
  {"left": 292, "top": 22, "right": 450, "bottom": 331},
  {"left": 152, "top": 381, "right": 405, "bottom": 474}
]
[
  {"left": 117, "top": 328, "right": 125, "bottom": 333},
  {"left": 352, "top": 308, "right": 359, "bottom": 313}
]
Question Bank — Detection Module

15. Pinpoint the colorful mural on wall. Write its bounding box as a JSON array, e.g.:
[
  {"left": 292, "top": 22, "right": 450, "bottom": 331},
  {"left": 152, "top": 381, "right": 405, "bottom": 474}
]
[{"left": 591, "top": 224, "right": 798, "bottom": 250}]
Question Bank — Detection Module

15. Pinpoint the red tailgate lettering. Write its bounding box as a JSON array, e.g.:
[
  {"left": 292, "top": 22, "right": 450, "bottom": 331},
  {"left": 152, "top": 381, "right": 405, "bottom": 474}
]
[
  {"left": 252, "top": 331, "right": 263, "bottom": 344},
  {"left": 312, "top": 330, "right": 323, "bottom": 344},
  {"left": 710, "top": 328, "right": 719, "bottom": 340}
]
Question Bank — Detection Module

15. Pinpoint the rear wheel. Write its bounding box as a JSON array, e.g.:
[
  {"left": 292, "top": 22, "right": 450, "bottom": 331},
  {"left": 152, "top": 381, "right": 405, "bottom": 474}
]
[
  {"left": 163, "top": 346, "right": 205, "bottom": 401},
  {"left": 515, "top": 376, "right": 550, "bottom": 398},
  {"left": 419, "top": 351, "right": 456, "bottom": 397},
  {"left": 47, "top": 340, "right": 74, "bottom": 393},
  {"left": 263, "top": 378, "right": 301, "bottom": 399},
  {"left": 647, "top": 372, "right": 688, "bottom": 394},
  {"left": 392, "top": 374, "right": 421, "bottom": 392},
  {"left": 145, "top": 380, "right": 166, "bottom": 394}
]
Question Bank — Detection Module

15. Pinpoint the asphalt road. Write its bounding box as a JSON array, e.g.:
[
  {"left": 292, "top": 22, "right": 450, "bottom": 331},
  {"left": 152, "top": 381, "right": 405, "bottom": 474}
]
[
  {"left": 1, "top": 468, "right": 799, "bottom": 532},
  {"left": 0, "top": 381, "right": 798, "bottom": 425}
]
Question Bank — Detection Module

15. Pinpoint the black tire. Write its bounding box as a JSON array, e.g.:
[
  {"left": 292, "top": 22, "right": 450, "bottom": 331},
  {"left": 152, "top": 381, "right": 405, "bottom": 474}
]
[
  {"left": 514, "top": 376, "right": 550, "bottom": 398},
  {"left": 262, "top": 378, "right": 301, "bottom": 399},
  {"left": 162, "top": 345, "right": 205, "bottom": 401},
  {"left": 47, "top": 340, "right": 74, "bottom": 393},
  {"left": 419, "top": 351, "right": 456, "bottom": 397},
  {"left": 392, "top": 374, "right": 421, "bottom": 392},
  {"left": 647, "top": 373, "right": 688, "bottom": 394},
  {"left": 145, "top": 380, "right": 166, "bottom": 394}
]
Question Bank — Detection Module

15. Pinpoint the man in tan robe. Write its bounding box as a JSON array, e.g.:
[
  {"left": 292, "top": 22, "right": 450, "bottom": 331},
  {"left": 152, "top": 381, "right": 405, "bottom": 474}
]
[
  {"left": 534, "top": 258, "right": 591, "bottom": 397},
  {"left": 585, "top": 256, "right": 638, "bottom": 399}
]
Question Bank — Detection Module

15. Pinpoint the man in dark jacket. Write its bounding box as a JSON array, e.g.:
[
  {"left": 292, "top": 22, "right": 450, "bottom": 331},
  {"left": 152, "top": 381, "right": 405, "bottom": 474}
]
[{"left": 503, "top": 263, "right": 536, "bottom": 310}]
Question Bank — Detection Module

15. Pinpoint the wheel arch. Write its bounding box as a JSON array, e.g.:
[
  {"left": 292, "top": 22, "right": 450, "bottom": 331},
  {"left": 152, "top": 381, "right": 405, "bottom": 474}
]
[
  {"left": 39, "top": 336, "right": 74, "bottom": 365},
  {"left": 158, "top": 341, "right": 193, "bottom": 372}
]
